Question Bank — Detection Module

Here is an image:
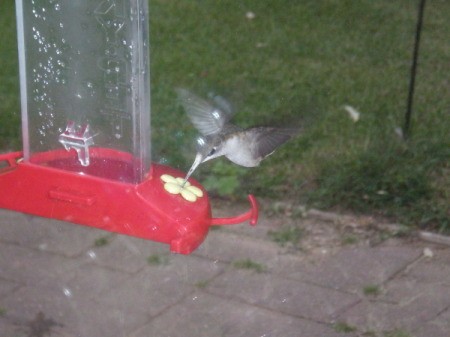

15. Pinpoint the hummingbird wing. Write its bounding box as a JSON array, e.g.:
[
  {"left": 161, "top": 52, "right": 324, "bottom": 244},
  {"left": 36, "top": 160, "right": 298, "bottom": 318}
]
[
  {"left": 210, "top": 93, "right": 234, "bottom": 116},
  {"left": 176, "top": 88, "right": 234, "bottom": 136},
  {"left": 249, "top": 127, "right": 299, "bottom": 161}
]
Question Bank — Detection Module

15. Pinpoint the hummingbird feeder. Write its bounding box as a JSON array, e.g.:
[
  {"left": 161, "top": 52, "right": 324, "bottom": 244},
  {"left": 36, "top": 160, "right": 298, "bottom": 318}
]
[{"left": 0, "top": 0, "right": 258, "bottom": 254}]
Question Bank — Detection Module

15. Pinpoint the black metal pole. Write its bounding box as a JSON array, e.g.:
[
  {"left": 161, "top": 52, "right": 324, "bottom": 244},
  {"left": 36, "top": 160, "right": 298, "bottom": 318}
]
[{"left": 403, "top": 0, "right": 427, "bottom": 139}]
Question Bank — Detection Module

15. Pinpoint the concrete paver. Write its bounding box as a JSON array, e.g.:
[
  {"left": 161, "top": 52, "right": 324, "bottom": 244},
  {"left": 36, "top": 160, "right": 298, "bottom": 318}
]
[
  {"left": 288, "top": 245, "right": 423, "bottom": 293},
  {"left": 194, "top": 230, "right": 284, "bottom": 264},
  {"left": 207, "top": 269, "right": 359, "bottom": 323},
  {"left": 415, "top": 323, "right": 450, "bottom": 337},
  {"left": 404, "top": 256, "right": 450, "bottom": 286},
  {"left": 338, "top": 285, "right": 450, "bottom": 333},
  {"left": 0, "top": 278, "right": 19, "bottom": 297},
  {"left": 0, "top": 209, "right": 103, "bottom": 257},
  {"left": 0, "top": 205, "right": 449, "bottom": 337},
  {"left": 0, "top": 317, "right": 28, "bottom": 337},
  {"left": 0, "top": 242, "right": 83, "bottom": 288},
  {"left": 80, "top": 235, "right": 160, "bottom": 274},
  {"left": 415, "top": 308, "right": 450, "bottom": 337},
  {"left": 131, "top": 291, "right": 347, "bottom": 337}
]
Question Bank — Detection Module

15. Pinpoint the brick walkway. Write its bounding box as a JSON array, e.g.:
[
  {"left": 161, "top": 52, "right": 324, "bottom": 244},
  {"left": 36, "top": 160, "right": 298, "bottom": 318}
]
[{"left": 0, "top": 204, "right": 449, "bottom": 337}]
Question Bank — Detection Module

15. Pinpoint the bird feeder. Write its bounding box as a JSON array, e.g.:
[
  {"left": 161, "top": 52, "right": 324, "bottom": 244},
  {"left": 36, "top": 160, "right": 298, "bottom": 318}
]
[{"left": 0, "top": 0, "right": 258, "bottom": 254}]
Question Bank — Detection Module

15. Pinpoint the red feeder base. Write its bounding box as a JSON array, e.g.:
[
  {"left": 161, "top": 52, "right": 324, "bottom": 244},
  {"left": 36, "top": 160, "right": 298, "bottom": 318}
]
[{"left": 0, "top": 149, "right": 258, "bottom": 254}]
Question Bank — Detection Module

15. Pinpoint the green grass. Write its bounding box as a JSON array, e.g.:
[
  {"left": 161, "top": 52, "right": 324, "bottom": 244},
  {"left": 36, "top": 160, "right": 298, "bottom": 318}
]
[
  {"left": 0, "top": 1, "right": 20, "bottom": 150},
  {"left": 94, "top": 236, "right": 110, "bottom": 247},
  {"left": 383, "top": 330, "right": 412, "bottom": 337},
  {"left": 1, "top": 1, "right": 448, "bottom": 231},
  {"left": 268, "top": 225, "right": 303, "bottom": 248},
  {"left": 341, "top": 234, "right": 359, "bottom": 246},
  {"left": 194, "top": 280, "right": 210, "bottom": 289},
  {"left": 332, "top": 324, "right": 412, "bottom": 337},
  {"left": 147, "top": 253, "right": 170, "bottom": 266},
  {"left": 149, "top": 0, "right": 449, "bottom": 231},
  {"left": 363, "top": 284, "right": 381, "bottom": 296},
  {"left": 310, "top": 139, "right": 449, "bottom": 230},
  {"left": 333, "top": 322, "right": 357, "bottom": 333},
  {"left": 232, "top": 259, "right": 266, "bottom": 273}
]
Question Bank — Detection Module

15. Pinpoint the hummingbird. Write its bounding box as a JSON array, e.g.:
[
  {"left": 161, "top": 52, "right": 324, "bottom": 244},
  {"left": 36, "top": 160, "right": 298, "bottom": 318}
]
[{"left": 176, "top": 88, "right": 299, "bottom": 184}]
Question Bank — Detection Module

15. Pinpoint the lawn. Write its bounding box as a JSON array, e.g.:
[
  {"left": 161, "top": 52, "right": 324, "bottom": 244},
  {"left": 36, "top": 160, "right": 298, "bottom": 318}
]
[{"left": 1, "top": 0, "right": 449, "bottom": 230}]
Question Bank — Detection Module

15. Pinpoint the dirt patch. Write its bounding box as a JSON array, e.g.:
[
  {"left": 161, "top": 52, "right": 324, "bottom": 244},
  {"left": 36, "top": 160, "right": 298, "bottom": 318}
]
[{"left": 212, "top": 197, "right": 413, "bottom": 259}]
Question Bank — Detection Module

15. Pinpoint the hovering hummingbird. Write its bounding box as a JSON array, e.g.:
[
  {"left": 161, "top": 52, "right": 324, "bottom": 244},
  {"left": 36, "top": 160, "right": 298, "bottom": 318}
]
[{"left": 176, "top": 88, "right": 299, "bottom": 184}]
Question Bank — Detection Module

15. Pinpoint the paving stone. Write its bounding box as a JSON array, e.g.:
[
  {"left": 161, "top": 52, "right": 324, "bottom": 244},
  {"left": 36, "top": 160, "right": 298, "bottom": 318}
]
[
  {"left": 115, "top": 232, "right": 170, "bottom": 255},
  {"left": 23, "top": 216, "right": 108, "bottom": 257},
  {"left": 82, "top": 237, "right": 225, "bottom": 283},
  {"left": 1, "top": 284, "right": 140, "bottom": 337},
  {"left": 130, "top": 291, "right": 353, "bottom": 337},
  {"left": 63, "top": 296, "right": 151, "bottom": 337},
  {"left": 288, "top": 245, "right": 422, "bottom": 293},
  {"left": 194, "top": 230, "right": 288, "bottom": 267},
  {"left": 414, "top": 320, "right": 450, "bottom": 337},
  {"left": 0, "top": 242, "right": 84, "bottom": 287},
  {"left": 0, "top": 277, "right": 20, "bottom": 297},
  {"left": 2, "top": 203, "right": 449, "bottom": 337},
  {"left": 436, "top": 306, "right": 450, "bottom": 324},
  {"left": 65, "top": 263, "right": 133, "bottom": 298},
  {"left": 404, "top": 256, "right": 450, "bottom": 286},
  {"left": 95, "top": 267, "right": 197, "bottom": 319},
  {"left": 2, "top": 284, "right": 83, "bottom": 333},
  {"left": 158, "top": 253, "right": 226, "bottom": 285},
  {"left": 338, "top": 281, "right": 450, "bottom": 333},
  {"left": 207, "top": 269, "right": 359, "bottom": 323},
  {"left": 432, "top": 248, "right": 450, "bottom": 261},
  {"left": 0, "top": 209, "right": 110, "bottom": 257},
  {"left": 195, "top": 232, "right": 313, "bottom": 277},
  {"left": 382, "top": 275, "right": 450, "bottom": 305},
  {"left": 261, "top": 252, "right": 313, "bottom": 276},
  {"left": 1, "top": 265, "right": 136, "bottom": 336},
  {"left": 0, "top": 317, "right": 27, "bottom": 337},
  {"left": 0, "top": 210, "right": 48, "bottom": 246},
  {"left": 81, "top": 234, "right": 167, "bottom": 273}
]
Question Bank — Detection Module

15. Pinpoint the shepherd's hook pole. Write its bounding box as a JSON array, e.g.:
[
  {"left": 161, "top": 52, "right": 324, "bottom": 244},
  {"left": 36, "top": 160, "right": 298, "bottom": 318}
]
[{"left": 403, "top": 0, "right": 427, "bottom": 139}]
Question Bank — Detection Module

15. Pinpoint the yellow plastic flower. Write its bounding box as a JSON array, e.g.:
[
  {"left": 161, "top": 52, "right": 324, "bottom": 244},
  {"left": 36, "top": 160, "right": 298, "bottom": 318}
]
[{"left": 160, "top": 174, "right": 204, "bottom": 202}]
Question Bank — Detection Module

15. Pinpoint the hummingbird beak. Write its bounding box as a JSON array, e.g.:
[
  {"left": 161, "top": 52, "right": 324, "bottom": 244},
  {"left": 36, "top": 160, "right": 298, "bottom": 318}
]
[{"left": 182, "top": 152, "right": 203, "bottom": 186}]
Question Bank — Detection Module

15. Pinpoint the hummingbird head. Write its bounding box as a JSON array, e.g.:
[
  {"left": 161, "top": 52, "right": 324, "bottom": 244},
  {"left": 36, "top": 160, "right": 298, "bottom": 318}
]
[
  {"left": 197, "top": 136, "right": 225, "bottom": 162},
  {"left": 183, "top": 136, "right": 224, "bottom": 184}
]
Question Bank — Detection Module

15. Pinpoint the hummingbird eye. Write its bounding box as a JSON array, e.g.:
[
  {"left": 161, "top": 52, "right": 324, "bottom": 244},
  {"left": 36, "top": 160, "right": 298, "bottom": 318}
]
[{"left": 208, "top": 148, "right": 216, "bottom": 157}]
